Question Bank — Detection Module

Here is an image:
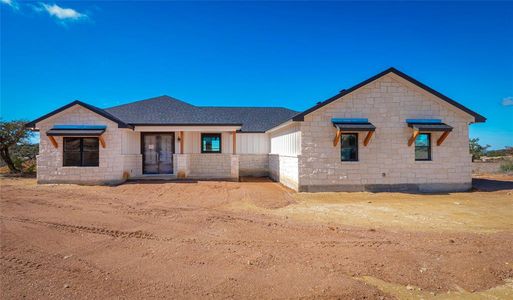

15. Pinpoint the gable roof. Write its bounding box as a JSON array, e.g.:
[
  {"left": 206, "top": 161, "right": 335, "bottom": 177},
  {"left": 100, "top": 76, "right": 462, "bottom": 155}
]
[
  {"left": 104, "top": 95, "right": 298, "bottom": 132},
  {"left": 104, "top": 96, "right": 198, "bottom": 124},
  {"left": 27, "top": 96, "right": 298, "bottom": 133},
  {"left": 291, "top": 67, "right": 486, "bottom": 123},
  {"left": 25, "top": 100, "right": 132, "bottom": 129}
]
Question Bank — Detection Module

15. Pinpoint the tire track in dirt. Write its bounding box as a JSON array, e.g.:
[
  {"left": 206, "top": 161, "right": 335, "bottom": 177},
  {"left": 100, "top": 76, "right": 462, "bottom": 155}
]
[
  {"left": 116, "top": 205, "right": 202, "bottom": 218},
  {"left": 44, "top": 222, "right": 168, "bottom": 241},
  {"left": 0, "top": 246, "right": 176, "bottom": 298},
  {"left": 206, "top": 215, "right": 259, "bottom": 224},
  {"left": 0, "top": 216, "right": 172, "bottom": 242},
  {"left": 179, "top": 237, "right": 397, "bottom": 249},
  {"left": 1, "top": 216, "right": 397, "bottom": 249},
  {"left": 205, "top": 214, "right": 311, "bottom": 232},
  {"left": 1, "top": 243, "right": 127, "bottom": 285},
  {"left": 0, "top": 255, "right": 43, "bottom": 275},
  {"left": 316, "top": 240, "right": 397, "bottom": 248}
]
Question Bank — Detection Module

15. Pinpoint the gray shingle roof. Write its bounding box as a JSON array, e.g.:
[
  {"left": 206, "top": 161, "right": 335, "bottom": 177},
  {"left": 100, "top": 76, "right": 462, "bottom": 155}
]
[{"left": 104, "top": 95, "right": 298, "bottom": 132}]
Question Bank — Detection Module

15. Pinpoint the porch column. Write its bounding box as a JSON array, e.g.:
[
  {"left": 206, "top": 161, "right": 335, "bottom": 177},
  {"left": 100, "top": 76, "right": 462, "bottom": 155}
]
[
  {"left": 230, "top": 154, "right": 239, "bottom": 180},
  {"left": 180, "top": 131, "right": 184, "bottom": 154},
  {"left": 232, "top": 130, "right": 237, "bottom": 154},
  {"left": 174, "top": 153, "right": 190, "bottom": 179}
]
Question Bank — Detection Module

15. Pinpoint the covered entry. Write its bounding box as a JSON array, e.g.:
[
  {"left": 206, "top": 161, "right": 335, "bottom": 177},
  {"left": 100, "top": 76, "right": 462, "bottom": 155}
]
[
  {"left": 134, "top": 125, "right": 242, "bottom": 180},
  {"left": 142, "top": 133, "right": 174, "bottom": 174}
]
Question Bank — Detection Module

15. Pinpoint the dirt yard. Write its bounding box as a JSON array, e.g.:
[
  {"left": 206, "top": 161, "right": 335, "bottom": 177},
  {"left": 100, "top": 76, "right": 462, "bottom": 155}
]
[{"left": 1, "top": 176, "right": 513, "bottom": 299}]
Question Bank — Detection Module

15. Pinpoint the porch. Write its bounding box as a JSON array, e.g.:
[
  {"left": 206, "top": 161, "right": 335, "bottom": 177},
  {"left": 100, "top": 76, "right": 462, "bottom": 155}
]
[{"left": 134, "top": 125, "right": 241, "bottom": 180}]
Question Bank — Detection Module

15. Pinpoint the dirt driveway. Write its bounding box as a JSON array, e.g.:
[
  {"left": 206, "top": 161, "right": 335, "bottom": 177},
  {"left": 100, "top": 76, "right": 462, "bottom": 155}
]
[{"left": 1, "top": 177, "right": 513, "bottom": 299}]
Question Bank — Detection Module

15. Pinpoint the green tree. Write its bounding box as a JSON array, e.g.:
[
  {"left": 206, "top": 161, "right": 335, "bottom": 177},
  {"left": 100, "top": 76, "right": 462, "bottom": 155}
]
[
  {"left": 0, "top": 120, "right": 34, "bottom": 173},
  {"left": 469, "top": 138, "right": 490, "bottom": 161}
]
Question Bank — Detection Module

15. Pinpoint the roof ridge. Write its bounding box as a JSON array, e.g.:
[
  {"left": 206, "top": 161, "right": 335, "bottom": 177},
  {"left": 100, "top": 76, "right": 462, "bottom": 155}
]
[
  {"left": 200, "top": 105, "right": 298, "bottom": 111},
  {"left": 105, "top": 95, "right": 196, "bottom": 110}
]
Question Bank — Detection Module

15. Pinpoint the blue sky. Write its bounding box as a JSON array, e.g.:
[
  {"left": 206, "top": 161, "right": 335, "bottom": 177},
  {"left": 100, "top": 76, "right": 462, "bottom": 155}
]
[{"left": 1, "top": 1, "right": 512, "bottom": 149}]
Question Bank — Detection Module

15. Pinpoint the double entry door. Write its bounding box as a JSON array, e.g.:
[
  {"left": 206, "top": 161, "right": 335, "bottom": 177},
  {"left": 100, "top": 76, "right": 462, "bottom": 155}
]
[{"left": 142, "top": 133, "right": 174, "bottom": 174}]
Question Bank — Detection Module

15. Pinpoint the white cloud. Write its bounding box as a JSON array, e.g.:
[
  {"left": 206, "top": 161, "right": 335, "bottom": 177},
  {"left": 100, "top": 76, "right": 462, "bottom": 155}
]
[
  {"left": 41, "top": 3, "right": 87, "bottom": 21},
  {"left": 2, "top": 1, "right": 90, "bottom": 24},
  {"left": 502, "top": 97, "right": 513, "bottom": 107},
  {"left": 1, "top": 0, "right": 19, "bottom": 10}
]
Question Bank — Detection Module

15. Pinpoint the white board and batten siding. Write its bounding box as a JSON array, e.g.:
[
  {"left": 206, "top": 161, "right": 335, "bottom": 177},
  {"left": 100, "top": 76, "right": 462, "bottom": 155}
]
[
  {"left": 121, "top": 129, "right": 270, "bottom": 155},
  {"left": 120, "top": 130, "right": 269, "bottom": 155},
  {"left": 236, "top": 133, "right": 269, "bottom": 154},
  {"left": 269, "top": 123, "right": 301, "bottom": 156},
  {"left": 121, "top": 130, "right": 141, "bottom": 155},
  {"left": 180, "top": 131, "right": 269, "bottom": 154},
  {"left": 181, "top": 132, "right": 232, "bottom": 154}
]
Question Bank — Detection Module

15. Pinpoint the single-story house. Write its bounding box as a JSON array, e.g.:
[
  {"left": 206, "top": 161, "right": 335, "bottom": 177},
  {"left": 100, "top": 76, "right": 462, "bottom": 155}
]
[{"left": 26, "top": 67, "right": 485, "bottom": 192}]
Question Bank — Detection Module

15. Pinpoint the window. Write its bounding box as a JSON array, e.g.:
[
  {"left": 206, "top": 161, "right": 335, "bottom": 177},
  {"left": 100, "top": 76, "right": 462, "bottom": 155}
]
[
  {"left": 63, "top": 137, "right": 99, "bottom": 167},
  {"left": 340, "top": 133, "right": 358, "bottom": 161},
  {"left": 201, "top": 133, "right": 221, "bottom": 153},
  {"left": 415, "top": 133, "right": 431, "bottom": 161}
]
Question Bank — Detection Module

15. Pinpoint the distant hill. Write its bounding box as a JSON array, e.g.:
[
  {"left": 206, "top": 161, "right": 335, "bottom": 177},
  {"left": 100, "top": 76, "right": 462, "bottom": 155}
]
[{"left": 487, "top": 147, "right": 513, "bottom": 157}]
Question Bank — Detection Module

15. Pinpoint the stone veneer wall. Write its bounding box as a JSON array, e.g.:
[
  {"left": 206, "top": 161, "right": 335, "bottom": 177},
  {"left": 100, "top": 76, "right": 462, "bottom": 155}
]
[
  {"left": 269, "top": 154, "right": 299, "bottom": 190},
  {"left": 36, "top": 105, "right": 141, "bottom": 185},
  {"left": 298, "top": 73, "right": 474, "bottom": 192},
  {"left": 239, "top": 154, "right": 269, "bottom": 177},
  {"left": 122, "top": 155, "right": 143, "bottom": 178},
  {"left": 184, "top": 153, "right": 239, "bottom": 179}
]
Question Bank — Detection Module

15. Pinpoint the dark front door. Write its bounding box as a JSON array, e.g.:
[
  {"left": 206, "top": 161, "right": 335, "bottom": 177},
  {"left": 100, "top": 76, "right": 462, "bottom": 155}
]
[{"left": 142, "top": 133, "right": 174, "bottom": 174}]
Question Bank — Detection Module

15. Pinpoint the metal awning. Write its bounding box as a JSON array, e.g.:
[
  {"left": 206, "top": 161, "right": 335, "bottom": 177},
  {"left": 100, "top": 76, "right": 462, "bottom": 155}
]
[
  {"left": 408, "top": 123, "right": 453, "bottom": 132},
  {"left": 406, "top": 119, "right": 453, "bottom": 132},
  {"left": 332, "top": 118, "right": 376, "bottom": 131},
  {"left": 46, "top": 125, "right": 107, "bottom": 136},
  {"left": 333, "top": 123, "right": 377, "bottom": 131},
  {"left": 406, "top": 119, "right": 452, "bottom": 146},
  {"left": 332, "top": 118, "right": 375, "bottom": 146}
]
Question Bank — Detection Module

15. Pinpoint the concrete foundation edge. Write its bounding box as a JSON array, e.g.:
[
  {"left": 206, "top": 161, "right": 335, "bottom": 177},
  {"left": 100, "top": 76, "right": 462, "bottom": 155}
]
[
  {"left": 298, "top": 182, "right": 472, "bottom": 193},
  {"left": 37, "top": 179, "right": 126, "bottom": 186},
  {"left": 239, "top": 169, "right": 269, "bottom": 177}
]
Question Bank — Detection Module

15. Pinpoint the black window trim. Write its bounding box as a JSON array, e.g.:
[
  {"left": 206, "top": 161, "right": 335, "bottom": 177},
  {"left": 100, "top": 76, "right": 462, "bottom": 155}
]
[
  {"left": 340, "top": 133, "right": 359, "bottom": 162},
  {"left": 201, "top": 133, "right": 222, "bottom": 154},
  {"left": 415, "top": 133, "right": 432, "bottom": 161},
  {"left": 63, "top": 137, "right": 100, "bottom": 167}
]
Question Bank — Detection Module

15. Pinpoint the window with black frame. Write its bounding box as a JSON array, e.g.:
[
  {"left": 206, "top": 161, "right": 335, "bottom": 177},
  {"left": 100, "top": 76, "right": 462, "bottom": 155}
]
[
  {"left": 415, "top": 133, "right": 431, "bottom": 161},
  {"left": 63, "top": 137, "right": 99, "bottom": 166},
  {"left": 201, "top": 133, "right": 222, "bottom": 153},
  {"left": 340, "top": 133, "right": 358, "bottom": 161}
]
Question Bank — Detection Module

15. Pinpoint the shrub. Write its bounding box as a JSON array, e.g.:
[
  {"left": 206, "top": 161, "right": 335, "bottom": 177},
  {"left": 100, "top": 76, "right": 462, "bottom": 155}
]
[{"left": 500, "top": 161, "right": 513, "bottom": 173}]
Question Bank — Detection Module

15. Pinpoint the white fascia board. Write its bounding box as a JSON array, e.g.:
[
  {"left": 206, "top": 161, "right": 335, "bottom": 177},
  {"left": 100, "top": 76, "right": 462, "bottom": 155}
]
[{"left": 134, "top": 125, "right": 242, "bottom": 132}]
